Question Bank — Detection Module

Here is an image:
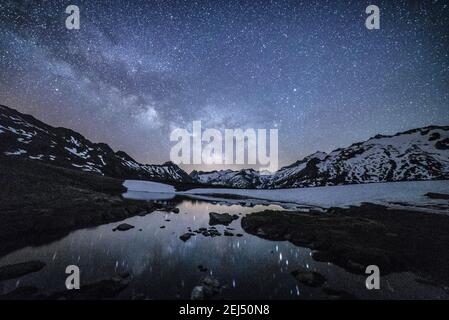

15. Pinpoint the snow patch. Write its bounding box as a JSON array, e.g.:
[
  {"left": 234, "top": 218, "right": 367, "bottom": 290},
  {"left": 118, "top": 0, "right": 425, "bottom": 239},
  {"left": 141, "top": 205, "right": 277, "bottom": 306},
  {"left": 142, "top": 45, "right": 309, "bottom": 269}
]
[
  {"left": 71, "top": 163, "right": 102, "bottom": 174},
  {"left": 29, "top": 154, "right": 44, "bottom": 160},
  {"left": 4, "top": 149, "right": 27, "bottom": 156},
  {"left": 65, "top": 147, "right": 90, "bottom": 159}
]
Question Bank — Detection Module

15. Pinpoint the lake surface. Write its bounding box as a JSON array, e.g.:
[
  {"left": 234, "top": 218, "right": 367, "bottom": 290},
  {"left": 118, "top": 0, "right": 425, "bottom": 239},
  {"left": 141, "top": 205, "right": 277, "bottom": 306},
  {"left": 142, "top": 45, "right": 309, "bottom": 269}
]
[{"left": 0, "top": 198, "right": 447, "bottom": 299}]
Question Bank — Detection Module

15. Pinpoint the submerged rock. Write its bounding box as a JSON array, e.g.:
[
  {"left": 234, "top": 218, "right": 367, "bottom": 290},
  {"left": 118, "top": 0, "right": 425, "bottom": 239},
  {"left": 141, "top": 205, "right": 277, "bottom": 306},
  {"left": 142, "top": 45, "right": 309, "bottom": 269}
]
[
  {"left": 291, "top": 269, "right": 326, "bottom": 287},
  {"left": 209, "top": 212, "right": 239, "bottom": 226},
  {"left": 192, "top": 227, "right": 222, "bottom": 237},
  {"left": 425, "top": 192, "right": 449, "bottom": 200},
  {"left": 112, "top": 223, "right": 135, "bottom": 232},
  {"left": 197, "top": 265, "right": 208, "bottom": 272},
  {"left": 0, "top": 260, "right": 46, "bottom": 281}
]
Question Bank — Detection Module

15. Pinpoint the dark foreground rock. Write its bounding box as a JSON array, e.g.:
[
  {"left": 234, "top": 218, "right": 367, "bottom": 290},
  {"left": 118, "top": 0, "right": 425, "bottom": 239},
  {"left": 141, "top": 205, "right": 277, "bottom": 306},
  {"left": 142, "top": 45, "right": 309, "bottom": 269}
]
[
  {"left": 242, "top": 203, "right": 449, "bottom": 286},
  {"left": 0, "top": 273, "right": 130, "bottom": 300},
  {"left": 0, "top": 261, "right": 46, "bottom": 281},
  {"left": 209, "top": 212, "right": 239, "bottom": 226},
  {"left": 0, "top": 286, "right": 42, "bottom": 300},
  {"left": 191, "top": 276, "right": 222, "bottom": 300},
  {"left": 49, "top": 277, "right": 129, "bottom": 300}
]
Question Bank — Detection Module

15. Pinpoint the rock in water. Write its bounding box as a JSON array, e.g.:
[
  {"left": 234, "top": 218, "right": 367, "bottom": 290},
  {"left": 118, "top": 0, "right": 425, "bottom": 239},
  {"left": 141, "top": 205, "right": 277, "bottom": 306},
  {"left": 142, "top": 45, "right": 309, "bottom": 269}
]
[
  {"left": 113, "top": 223, "right": 135, "bottom": 231},
  {"left": 197, "top": 265, "right": 208, "bottom": 272},
  {"left": 190, "top": 276, "right": 221, "bottom": 300},
  {"left": 0, "top": 261, "right": 46, "bottom": 281},
  {"left": 209, "top": 212, "right": 239, "bottom": 226},
  {"left": 179, "top": 232, "right": 196, "bottom": 242},
  {"left": 425, "top": 192, "right": 449, "bottom": 200},
  {"left": 291, "top": 269, "right": 326, "bottom": 287},
  {"left": 191, "top": 286, "right": 206, "bottom": 300}
]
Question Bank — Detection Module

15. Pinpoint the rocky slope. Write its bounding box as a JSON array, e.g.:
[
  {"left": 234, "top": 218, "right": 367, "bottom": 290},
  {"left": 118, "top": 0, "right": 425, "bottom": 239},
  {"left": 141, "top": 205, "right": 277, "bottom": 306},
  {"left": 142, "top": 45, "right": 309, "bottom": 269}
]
[{"left": 0, "top": 105, "right": 192, "bottom": 183}]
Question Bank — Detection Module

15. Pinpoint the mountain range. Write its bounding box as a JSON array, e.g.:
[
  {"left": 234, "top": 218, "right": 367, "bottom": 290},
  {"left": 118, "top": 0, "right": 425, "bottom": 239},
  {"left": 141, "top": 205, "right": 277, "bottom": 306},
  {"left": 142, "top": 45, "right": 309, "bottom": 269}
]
[
  {"left": 1, "top": 104, "right": 448, "bottom": 189},
  {"left": 192, "top": 127, "right": 449, "bottom": 188}
]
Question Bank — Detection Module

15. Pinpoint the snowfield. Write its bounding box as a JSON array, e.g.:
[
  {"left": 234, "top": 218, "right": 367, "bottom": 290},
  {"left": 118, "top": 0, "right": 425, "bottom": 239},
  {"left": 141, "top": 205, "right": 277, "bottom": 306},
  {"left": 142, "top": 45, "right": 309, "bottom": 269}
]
[
  {"left": 123, "top": 180, "right": 176, "bottom": 193},
  {"left": 183, "top": 180, "right": 449, "bottom": 212},
  {"left": 123, "top": 179, "right": 449, "bottom": 214},
  {"left": 123, "top": 180, "right": 176, "bottom": 201}
]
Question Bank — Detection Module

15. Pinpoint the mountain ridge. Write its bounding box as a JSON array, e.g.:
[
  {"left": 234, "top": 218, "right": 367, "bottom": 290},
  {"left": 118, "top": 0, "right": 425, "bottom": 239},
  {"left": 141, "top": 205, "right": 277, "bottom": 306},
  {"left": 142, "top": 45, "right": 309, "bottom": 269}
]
[{"left": 0, "top": 104, "right": 193, "bottom": 184}]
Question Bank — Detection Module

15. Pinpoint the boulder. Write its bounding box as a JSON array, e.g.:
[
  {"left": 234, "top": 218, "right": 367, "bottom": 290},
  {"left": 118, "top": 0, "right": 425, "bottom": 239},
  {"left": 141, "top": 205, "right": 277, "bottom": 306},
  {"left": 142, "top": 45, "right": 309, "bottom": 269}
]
[
  {"left": 209, "top": 212, "right": 239, "bottom": 226},
  {"left": 180, "top": 232, "right": 196, "bottom": 242}
]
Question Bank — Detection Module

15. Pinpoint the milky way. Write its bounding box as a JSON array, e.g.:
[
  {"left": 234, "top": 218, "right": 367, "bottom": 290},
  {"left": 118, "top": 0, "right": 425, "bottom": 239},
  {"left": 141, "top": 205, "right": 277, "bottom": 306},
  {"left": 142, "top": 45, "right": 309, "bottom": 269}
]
[{"left": 0, "top": 0, "right": 448, "bottom": 171}]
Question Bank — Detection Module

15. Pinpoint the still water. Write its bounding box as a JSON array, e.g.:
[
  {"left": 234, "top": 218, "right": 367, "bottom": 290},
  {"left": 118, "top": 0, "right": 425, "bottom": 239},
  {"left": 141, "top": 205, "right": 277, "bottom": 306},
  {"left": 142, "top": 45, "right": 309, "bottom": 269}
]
[{"left": 0, "top": 198, "right": 446, "bottom": 299}]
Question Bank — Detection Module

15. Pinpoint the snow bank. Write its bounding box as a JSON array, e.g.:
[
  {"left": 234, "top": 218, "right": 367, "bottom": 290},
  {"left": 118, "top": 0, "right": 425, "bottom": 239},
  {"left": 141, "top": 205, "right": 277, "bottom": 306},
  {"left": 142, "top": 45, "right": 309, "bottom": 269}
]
[
  {"left": 123, "top": 180, "right": 175, "bottom": 193},
  {"left": 122, "top": 191, "right": 175, "bottom": 201}
]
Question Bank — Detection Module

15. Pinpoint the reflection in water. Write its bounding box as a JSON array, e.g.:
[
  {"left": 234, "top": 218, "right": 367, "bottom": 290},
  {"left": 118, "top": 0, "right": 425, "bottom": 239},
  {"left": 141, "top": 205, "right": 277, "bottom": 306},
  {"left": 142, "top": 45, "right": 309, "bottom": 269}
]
[{"left": 0, "top": 199, "right": 446, "bottom": 299}]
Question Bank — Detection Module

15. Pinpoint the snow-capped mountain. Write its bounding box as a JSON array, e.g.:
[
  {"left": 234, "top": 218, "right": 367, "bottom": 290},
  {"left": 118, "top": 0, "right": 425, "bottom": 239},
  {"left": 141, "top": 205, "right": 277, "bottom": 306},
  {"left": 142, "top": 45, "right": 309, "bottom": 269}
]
[
  {"left": 2, "top": 104, "right": 448, "bottom": 189},
  {"left": 191, "top": 126, "right": 449, "bottom": 188},
  {"left": 191, "top": 168, "right": 271, "bottom": 188},
  {"left": 0, "top": 105, "right": 193, "bottom": 183}
]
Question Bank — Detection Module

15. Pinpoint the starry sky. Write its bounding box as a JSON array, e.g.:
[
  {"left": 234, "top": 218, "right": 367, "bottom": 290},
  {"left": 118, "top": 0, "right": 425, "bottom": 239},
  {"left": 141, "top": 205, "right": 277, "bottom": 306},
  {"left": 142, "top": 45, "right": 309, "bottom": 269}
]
[{"left": 1, "top": 0, "right": 448, "bottom": 172}]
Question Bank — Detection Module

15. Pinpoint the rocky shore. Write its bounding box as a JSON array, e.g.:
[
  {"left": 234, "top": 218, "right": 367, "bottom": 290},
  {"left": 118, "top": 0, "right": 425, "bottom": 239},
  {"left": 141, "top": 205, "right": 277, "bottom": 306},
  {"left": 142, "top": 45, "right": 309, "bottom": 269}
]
[
  {"left": 0, "top": 156, "right": 164, "bottom": 257},
  {"left": 241, "top": 202, "right": 449, "bottom": 287}
]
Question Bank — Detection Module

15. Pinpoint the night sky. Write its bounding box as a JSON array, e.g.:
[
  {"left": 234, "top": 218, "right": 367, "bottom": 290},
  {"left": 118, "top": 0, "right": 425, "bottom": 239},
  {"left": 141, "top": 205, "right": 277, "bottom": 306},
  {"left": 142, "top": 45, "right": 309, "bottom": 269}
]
[{"left": 1, "top": 0, "right": 448, "bottom": 172}]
